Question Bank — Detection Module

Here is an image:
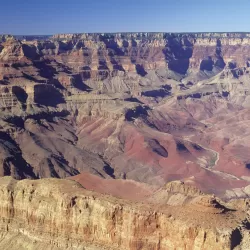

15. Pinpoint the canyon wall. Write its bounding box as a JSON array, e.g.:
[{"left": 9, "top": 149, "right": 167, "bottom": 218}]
[
  {"left": 17, "top": 32, "right": 250, "bottom": 75},
  {"left": 0, "top": 176, "right": 249, "bottom": 250}
]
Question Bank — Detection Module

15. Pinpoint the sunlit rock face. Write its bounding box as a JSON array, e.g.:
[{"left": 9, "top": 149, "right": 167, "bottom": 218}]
[{"left": 0, "top": 177, "right": 249, "bottom": 250}]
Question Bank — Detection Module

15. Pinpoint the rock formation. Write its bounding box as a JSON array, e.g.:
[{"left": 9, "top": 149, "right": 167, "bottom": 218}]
[
  {"left": 0, "top": 176, "right": 249, "bottom": 250},
  {"left": 0, "top": 32, "right": 249, "bottom": 248}
]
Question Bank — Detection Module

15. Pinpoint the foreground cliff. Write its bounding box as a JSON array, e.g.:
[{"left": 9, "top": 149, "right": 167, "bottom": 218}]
[{"left": 0, "top": 176, "right": 249, "bottom": 250}]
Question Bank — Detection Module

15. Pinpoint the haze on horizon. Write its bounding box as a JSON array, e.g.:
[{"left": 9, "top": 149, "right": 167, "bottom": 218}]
[{"left": 0, "top": 0, "right": 250, "bottom": 35}]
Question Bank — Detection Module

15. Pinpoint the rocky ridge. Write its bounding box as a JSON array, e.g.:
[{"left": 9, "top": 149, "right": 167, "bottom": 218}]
[{"left": 0, "top": 176, "right": 249, "bottom": 250}]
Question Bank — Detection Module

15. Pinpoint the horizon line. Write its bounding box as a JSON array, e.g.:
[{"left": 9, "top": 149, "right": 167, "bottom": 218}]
[{"left": 2, "top": 31, "right": 250, "bottom": 36}]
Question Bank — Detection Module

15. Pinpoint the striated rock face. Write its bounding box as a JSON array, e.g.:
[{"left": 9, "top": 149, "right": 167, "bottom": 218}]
[
  {"left": 0, "top": 176, "right": 249, "bottom": 250},
  {"left": 10, "top": 32, "right": 250, "bottom": 76}
]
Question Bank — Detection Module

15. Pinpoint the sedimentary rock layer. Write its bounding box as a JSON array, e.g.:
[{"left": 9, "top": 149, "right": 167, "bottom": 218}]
[{"left": 0, "top": 177, "right": 249, "bottom": 250}]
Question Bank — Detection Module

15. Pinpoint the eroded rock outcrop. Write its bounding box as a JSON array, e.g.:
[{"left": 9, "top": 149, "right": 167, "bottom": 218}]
[{"left": 0, "top": 177, "right": 249, "bottom": 250}]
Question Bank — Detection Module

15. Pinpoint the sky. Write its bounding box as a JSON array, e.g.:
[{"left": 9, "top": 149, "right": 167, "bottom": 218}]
[{"left": 0, "top": 0, "right": 250, "bottom": 35}]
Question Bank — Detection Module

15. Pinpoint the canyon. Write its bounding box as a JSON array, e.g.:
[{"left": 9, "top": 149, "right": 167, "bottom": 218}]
[{"left": 0, "top": 32, "right": 249, "bottom": 248}]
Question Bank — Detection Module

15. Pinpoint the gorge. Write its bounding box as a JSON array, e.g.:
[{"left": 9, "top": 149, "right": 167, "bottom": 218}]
[{"left": 0, "top": 32, "right": 249, "bottom": 249}]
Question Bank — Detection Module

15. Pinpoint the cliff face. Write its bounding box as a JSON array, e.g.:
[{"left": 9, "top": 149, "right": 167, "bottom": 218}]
[
  {"left": 0, "top": 176, "right": 249, "bottom": 250},
  {"left": 2, "top": 32, "right": 250, "bottom": 93},
  {"left": 1, "top": 32, "right": 249, "bottom": 94},
  {"left": 9, "top": 32, "right": 250, "bottom": 75}
]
